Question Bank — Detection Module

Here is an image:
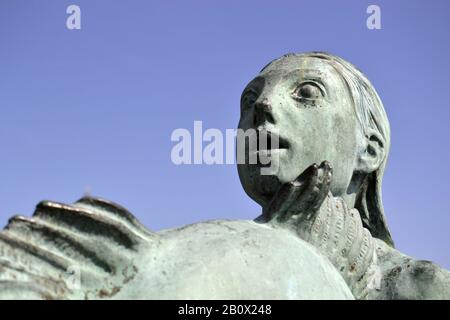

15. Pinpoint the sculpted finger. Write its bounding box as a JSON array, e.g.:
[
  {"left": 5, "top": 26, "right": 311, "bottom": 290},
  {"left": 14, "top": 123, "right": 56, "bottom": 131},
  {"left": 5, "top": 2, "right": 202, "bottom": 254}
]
[
  {"left": 310, "top": 161, "right": 333, "bottom": 212},
  {"left": 260, "top": 163, "right": 319, "bottom": 222},
  {"left": 262, "top": 180, "right": 301, "bottom": 222},
  {"left": 275, "top": 163, "right": 319, "bottom": 222},
  {"left": 294, "top": 161, "right": 333, "bottom": 215}
]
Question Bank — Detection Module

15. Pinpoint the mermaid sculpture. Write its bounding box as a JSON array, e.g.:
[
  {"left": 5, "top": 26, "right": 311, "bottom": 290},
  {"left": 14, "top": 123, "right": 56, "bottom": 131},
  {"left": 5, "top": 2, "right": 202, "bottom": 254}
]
[{"left": 0, "top": 52, "right": 449, "bottom": 299}]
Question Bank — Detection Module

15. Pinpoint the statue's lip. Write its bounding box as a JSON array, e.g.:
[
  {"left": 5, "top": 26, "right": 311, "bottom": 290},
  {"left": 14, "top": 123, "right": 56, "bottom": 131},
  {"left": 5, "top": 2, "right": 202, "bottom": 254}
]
[{"left": 255, "top": 129, "right": 289, "bottom": 151}]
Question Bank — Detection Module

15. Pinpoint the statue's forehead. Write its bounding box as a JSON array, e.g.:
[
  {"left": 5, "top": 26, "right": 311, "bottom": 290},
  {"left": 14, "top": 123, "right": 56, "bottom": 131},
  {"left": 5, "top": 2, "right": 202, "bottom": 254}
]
[{"left": 260, "top": 56, "right": 339, "bottom": 79}]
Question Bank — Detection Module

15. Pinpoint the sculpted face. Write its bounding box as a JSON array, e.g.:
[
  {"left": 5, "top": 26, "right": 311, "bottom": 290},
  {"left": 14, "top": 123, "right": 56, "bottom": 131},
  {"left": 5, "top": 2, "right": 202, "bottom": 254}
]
[{"left": 238, "top": 55, "right": 363, "bottom": 207}]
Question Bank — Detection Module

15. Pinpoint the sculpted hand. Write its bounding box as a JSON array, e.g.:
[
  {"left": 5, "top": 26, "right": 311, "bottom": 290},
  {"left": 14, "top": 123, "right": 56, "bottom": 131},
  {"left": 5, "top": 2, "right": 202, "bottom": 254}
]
[
  {"left": 256, "top": 161, "right": 378, "bottom": 299},
  {"left": 256, "top": 161, "right": 332, "bottom": 229}
]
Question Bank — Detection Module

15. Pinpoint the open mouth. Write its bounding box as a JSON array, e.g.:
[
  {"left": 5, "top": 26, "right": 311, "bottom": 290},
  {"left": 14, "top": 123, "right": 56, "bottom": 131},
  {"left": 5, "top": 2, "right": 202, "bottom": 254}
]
[{"left": 256, "top": 130, "right": 289, "bottom": 151}]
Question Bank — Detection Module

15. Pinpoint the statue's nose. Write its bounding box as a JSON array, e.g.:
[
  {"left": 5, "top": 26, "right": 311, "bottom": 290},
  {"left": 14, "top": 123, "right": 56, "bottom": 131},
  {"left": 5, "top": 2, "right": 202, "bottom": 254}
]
[{"left": 253, "top": 98, "right": 275, "bottom": 126}]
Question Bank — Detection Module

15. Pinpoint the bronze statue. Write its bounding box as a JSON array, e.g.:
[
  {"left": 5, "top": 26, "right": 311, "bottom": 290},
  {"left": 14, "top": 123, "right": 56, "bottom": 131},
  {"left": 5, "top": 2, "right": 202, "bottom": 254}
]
[{"left": 1, "top": 52, "right": 448, "bottom": 299}]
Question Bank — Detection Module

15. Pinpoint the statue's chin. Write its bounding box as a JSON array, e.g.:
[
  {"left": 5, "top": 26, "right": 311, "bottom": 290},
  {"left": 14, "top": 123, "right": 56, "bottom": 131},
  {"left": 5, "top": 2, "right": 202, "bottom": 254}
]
[
  {"left": 238, "top": 164, "right": 282, "bottom": 206},
  {"left": 253, "top": 175, "right": 281, "bottom": 203}
]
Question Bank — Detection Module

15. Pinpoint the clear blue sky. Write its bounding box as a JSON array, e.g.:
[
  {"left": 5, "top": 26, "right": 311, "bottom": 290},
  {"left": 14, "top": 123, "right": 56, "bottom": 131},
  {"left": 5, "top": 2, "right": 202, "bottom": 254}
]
[{"left": 1, "top": 0, "right": 449, "bottom": 269}]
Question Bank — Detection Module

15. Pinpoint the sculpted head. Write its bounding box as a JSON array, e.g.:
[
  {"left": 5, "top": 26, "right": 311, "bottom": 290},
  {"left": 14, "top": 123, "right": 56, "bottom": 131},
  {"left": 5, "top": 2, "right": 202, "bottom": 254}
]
[{"left": 237, "top": 52, "right": 393, "bottom": 245}]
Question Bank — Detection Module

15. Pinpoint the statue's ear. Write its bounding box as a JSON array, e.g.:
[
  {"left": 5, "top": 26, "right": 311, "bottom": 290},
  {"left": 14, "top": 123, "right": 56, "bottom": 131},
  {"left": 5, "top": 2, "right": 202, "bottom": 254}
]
[{"left": 357, "top": 129, "right": 385, "bottom": 173}]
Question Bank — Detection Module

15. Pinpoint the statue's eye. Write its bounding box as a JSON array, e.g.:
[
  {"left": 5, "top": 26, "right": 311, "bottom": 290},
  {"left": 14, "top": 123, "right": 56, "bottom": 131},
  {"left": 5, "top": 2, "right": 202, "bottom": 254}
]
[{"left": 292, "top": 82, "right": 323, "bottom": 101}]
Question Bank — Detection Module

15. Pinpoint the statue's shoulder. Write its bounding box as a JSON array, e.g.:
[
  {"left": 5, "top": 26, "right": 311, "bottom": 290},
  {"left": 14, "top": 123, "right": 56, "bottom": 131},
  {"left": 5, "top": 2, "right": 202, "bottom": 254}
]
[
  {"left": 372, "top": 239, "right": 450, "bottom": 300},
  {"left": 0, "top": 197, "right": 156, "bottom": 299}
]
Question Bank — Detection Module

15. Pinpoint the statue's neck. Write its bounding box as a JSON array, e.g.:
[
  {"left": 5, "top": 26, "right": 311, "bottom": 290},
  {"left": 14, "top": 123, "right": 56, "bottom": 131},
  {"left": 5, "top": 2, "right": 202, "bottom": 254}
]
[{"left": 340, "top": 172, "right": 368, "bottom": 210}]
